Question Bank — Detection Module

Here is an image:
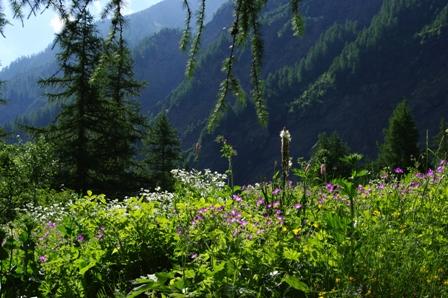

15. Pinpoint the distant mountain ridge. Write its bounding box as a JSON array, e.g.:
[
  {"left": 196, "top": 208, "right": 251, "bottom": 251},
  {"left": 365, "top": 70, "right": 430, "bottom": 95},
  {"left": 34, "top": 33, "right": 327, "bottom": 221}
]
[{"left": 0, "top": 0, "right": 227, "bottom": 123}]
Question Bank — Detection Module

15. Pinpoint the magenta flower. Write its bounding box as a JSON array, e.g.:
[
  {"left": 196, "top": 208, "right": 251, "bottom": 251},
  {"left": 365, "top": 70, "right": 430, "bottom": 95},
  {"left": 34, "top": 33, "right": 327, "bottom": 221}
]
[
  {"left": 39, "top": 255, "right": 48, "bottom": 263},
  {"left": 394, "top": 167, "right": 404, "bottom": 174},
  {"left": 326, "top": 183, "right": 336, "bottom": 193},
  {"left": 272, "top": 188, "right": 281, "bottom": 195}
]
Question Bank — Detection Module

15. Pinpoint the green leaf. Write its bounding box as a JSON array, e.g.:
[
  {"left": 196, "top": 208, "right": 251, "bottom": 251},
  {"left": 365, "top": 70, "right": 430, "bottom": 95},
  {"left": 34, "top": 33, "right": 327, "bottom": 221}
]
[
  {"left": 283, "top": 248, "right": 300, "bottom": 261},
  {"left": 282, "top": 275, "right": 310, "bottom": 293},
  {"left": 79, "top": 261, "right": 97, "bottom": 276}
]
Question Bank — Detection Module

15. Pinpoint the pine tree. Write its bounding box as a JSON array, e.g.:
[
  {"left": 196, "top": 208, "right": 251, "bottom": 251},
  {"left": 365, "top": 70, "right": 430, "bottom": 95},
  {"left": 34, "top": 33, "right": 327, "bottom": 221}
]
[
  {"left": 143, "top": 112, "right": 181, "bottom": 191},
  {"left": 378, "top": 100, "right": 420, "bottom": 170},
  {"left": 90, "top": 0, "right": 146, "bottom": 195},
  {"left": 39, "top": 3, "right": 104, "bottom": 193}
]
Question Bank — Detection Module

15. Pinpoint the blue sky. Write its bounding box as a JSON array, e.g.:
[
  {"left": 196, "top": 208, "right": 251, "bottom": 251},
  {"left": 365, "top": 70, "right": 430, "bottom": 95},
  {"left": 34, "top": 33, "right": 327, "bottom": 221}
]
[{"left": 0, "top": 0, "right": 161, "bottom": 69}]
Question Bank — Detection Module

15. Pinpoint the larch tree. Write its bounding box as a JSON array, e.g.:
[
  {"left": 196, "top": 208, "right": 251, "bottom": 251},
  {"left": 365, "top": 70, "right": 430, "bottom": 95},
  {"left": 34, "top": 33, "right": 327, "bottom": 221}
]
[
  {"left": 90, "top": 0, "right": 146, "bottom": 195},
  {"left": 39, "top": 2, "right": 104, "bottom": 193}
]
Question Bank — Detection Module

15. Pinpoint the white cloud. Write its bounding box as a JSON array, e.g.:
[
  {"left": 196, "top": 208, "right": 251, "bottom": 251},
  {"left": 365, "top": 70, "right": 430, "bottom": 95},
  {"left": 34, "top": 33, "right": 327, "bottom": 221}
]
[{"left": 50, "top": 15, "right": 64, "bottom": 33}]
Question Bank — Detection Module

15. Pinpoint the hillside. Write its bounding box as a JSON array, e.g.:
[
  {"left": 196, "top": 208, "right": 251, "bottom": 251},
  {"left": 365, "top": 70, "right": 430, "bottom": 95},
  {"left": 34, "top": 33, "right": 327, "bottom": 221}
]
[{"left": 165, "top": 0, "right": 448, "bottom": 183}]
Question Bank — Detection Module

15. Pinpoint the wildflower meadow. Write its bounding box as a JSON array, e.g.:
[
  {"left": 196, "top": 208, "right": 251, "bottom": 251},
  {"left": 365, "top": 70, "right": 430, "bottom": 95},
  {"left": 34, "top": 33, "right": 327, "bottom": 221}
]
[{"left": 1, "top": 162, "right": 448, "bottom": 297}]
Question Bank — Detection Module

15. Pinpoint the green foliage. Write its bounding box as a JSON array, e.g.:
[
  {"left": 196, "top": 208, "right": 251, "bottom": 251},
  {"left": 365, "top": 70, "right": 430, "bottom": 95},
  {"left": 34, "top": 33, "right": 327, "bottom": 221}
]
[
  {"left": 377, "top": 100, "right": 420, "bottom": 170},
  {"left": 143, "top": 112, "right": 181, "bottom": 191},
  {"left": 0, "top": 137, "right": 58, "bottom": 223},
  {"left": 216, "top": 135, "right": 237, "bottom": 188}
]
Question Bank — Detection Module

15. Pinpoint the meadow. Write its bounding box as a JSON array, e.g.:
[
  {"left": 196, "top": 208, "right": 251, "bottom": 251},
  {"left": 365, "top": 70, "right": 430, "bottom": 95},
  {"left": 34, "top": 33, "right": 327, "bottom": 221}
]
[{"left": 1, "top": 164, "right": 448, "bottom": 297}]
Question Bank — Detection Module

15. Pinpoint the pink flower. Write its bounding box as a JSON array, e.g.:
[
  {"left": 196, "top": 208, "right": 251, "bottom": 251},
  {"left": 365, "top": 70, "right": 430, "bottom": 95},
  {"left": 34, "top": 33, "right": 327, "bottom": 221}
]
[
  {"left": 39, "top": 255, "right": 48, "bottom": 263},
  {"left": 272, "top": 201, "right": 280, "bottom": 208},
  {"left": 294, "top": 203, "right": 303, "bottom": 209},
  {"left": 256, "top": 197, "right": 265, "bottom": 206},
  {"left": 394, "top": 167, "right": 404, "bottom": 174},
  {"left": 232, "top": 195, "right": 242, "bottom": 202},
  {"left": 272, "top": 188, "right": 281, "bottom": 195}
]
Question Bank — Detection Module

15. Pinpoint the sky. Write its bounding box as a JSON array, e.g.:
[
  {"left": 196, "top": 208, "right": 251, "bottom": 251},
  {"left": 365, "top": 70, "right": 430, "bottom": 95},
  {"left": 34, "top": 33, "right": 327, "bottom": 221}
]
[{"left": 0, "top": 0, "right": 161, "bottom": 69}]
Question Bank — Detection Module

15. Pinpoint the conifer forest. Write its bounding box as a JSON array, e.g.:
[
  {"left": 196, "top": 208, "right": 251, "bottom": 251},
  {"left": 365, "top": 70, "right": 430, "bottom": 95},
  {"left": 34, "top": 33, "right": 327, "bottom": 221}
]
[{"left": 0, "top": 0, "right": 448, "bottom": 296}]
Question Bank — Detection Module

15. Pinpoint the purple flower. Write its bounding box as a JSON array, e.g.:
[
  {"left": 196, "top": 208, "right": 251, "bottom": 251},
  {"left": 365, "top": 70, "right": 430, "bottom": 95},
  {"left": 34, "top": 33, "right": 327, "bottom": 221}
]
[
  {"left": 377, "top": 183, "right": 385, "bottom": 190},
  {"left": 232, "top": 194, "right": 242, "bottom": 202},
  {"left": 47, "top": 221, "right": 56, "bottom": 228},
  {"left": 294, "top": 203, "right": 303, "bottom": 209},
  {"left": 39, "top": 255, "right": 48, "bottom": 263},
  {"left": 191, "top": 253, "right": 198, "bottom": 259},
  {"left": 394, "top": 167, "right": 404, "bottom": 174},
  {"left": 326, "top": 183, "right": 336, "bottom": 193},
  {"left": 427, "top": 168, "right": 434, "bottom": 177},
  {"left": 416, "top": 172, "right": 425, "bottom": 179},
  {"left": 230, "top": 209, "right": 241, "bottom": 218},
  {"left": 77, "top": 234, "right": 85, "bottom": 242},
  {"left": 437, "top": 165, "right": 444, "bottom": 173},
  {"left": 272, "top": 188, "right": 281, "bottom": 195},
  {"left": 256, "top": 197, "right": 265, "bottom": 206},
  {"left": 410, "top": 181, "right": 420, "bottom": 188},
  {"left": 272, "top": 201, "right": 280, "bottom": 208}
]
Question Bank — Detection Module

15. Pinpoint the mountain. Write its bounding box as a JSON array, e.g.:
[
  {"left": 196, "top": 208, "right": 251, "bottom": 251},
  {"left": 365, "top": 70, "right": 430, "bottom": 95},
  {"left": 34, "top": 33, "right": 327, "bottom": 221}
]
[
  {"left": 0, "top": 0, "right": 227, "bottom": 124},
  {"left": 2, "top": 0, "right": 448, "bottom": 184}
]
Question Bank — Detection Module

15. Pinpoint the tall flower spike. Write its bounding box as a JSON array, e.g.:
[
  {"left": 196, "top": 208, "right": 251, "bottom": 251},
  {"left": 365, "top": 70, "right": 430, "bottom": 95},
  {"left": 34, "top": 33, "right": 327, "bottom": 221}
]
[{"left": 280, "top": 127, "right": 292, "bottom": 182}]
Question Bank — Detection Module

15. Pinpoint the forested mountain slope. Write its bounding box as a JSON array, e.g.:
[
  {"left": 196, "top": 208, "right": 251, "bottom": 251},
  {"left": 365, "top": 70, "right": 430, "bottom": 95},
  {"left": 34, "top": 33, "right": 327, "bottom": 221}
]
[
  {"left": 1, "top": 0, "right": 447, "bottom": 184},
  {"left": 193, "top": 0, "right": 448, "bottom": 183}
]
